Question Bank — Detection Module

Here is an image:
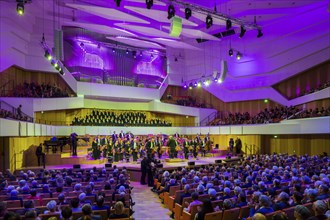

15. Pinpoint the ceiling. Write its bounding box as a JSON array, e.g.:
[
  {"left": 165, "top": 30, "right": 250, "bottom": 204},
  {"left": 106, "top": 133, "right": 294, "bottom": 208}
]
[{"left": 5, "top": 0, "right": 330, "bottom": 102}]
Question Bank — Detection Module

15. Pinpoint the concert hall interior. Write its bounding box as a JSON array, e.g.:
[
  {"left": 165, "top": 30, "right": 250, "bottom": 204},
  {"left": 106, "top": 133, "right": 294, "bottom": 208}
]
[{"left": 0, "top": 0, "right": 330, "bottom": 220}]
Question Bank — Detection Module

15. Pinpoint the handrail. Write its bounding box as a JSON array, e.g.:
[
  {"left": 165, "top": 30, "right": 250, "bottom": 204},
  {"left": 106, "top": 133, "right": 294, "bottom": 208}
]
[
  {"left": 0, "top": 79, "right": 14, "bottom": 96},
  {"left": 0, "top": 100, "right": 34, "bottom": 122}
]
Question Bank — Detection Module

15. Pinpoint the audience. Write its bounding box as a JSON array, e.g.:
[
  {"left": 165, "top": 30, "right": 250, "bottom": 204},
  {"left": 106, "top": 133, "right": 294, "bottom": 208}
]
[
  {"left": 211, "top": 105, "right": 330, "bottom": 126},
  {"left": 195, "top": 199, "right": 214, "bottom": 220},
  {"left": 78, "top": 204, "right": 100, "bottom": 220},
  {"left": 12, "top": 82, "right": 70, "bottom": 98},
  {"left": 295, "top": 205, "right": 312, "bottom": 220}
]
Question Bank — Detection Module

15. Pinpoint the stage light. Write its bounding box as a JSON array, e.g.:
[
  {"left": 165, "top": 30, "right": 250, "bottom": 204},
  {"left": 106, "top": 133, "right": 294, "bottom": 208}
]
[
  {"left": 167, "top": 5, "right": 175, "bottom": 19},
  {"left": 140, "top": 51, "right": 143, "bottom": 57},
  {"left": 214, "top": 78, "right": 218, "bottom": 82},
  {"left": 16, "top": 3, "right": 24, "bottom": 16},
  {"left": 239, "top": 26, "right": 246, "bottom": 38},
  {"left": 189, "top": 83, "right": 193, "bottom": 90},
  {"left": 112, "top": 48, "right": 115, "bottom": 53},
  {"left": 44, "top": 50, "right": 52, "bottom": 61},
  {"left": 146, "top": 0, "right": 153, "bottom": 9},
  {"left": 257, "top": 29, "right": 263, "bottom": 38},
  {"left": 197, "top": 81, "right": 202, "bottom": 87},
  {"left": 185, "top": 8, "right": 192, "bottom": 20},
  {"left": 133, "top": 51, "right": 137, "bottom": 59},
  {"left": 114, "top": 0, "right": 121, "bottom": 7},
  {"left": 226, "top": 19, "right": 232, "bottom": 30},
  {"left": 236, "top": 52, "right": 242, "bottom": 60},
  {"left": 59, "top": 69, "right": 65, "bottom": 75},
  {"left": 204, "top": 79, "right": 210, "bottom": 86},
  {"left": 193, "top": 82, "right": 197, "bottom": 87},
  {"left": 217, "top": 79, "right": 223, "bottom": 84},
  {"left": 264, "top": 99, "right": 269, "bottom": 103},
  {"left": 183, "top": 83, "right": 187, "bottom": 89},
  {"left": 126, "top": 49, "right": 129, "bottom": 54},
  {"left": 206, "top": 15, "right": 213, "bottom": 29},
  {"left": 228, "top": 49, "right": 234, "bottom": 57}
]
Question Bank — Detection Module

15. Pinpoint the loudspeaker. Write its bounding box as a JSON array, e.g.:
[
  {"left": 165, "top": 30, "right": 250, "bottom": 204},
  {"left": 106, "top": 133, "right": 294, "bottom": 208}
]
[
  {"left": 107, "top": 157, "right": 113, "bottom": 163},
  {"left": 105, "top": 163, "right": 112, "bottom": 168},
  {"left": 170, "top": 17, "right": 182, "bottom": 37},
  {"left": 188, "top": 161, "right": 195, "bottom": 166},
  {"left": 73, "top": 164, "right": 80, "bottom": 169},
  {"left": 215, "top": 159, "right": 222, "bottom": 164},
  {"left": 226, "top": 156, "right": 231, "bottom": 159},
  {"left": 156, "top": 163, "right": 163, "bottom": 168},
  {"left": 219, "top": 59, "right": 228, "bottom": 82},
  {"left": 54, "top": 29, "right": 63, "bottom": 60}
]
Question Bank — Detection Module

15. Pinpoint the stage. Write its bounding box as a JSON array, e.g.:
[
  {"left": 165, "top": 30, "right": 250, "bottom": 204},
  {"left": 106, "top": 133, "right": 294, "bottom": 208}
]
[{"left": 20, "top": 145, "right": 242, "bottom": 181}]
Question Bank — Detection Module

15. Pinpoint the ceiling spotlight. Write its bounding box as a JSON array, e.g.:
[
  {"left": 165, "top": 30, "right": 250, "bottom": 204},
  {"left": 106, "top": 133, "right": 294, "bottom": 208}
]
[
  {"left": 114, "top": 0, "right": 121, "bottom": 7},
  {"left": 167, "top": 5, "right": 175, "bottom": 20},
  {"left": 183, "top": 83, "right": 187, "bottom": 89},
  {"left": 133, "top": 51, "right": 137, "bottom": 59},
  {"left": 44, "top": 50, "right": 52, "bottom": 61},
  {"left": 146, "top": 0, "right": 153, "bottom": 9},
  {"left": 206, "top": 15, "right": 213, "bottom": 29},
  {"left": 140, "top": 51, "right": 143, "bottom": 57},
  {"left": 189, "top": 83, "right": 193, "bottom": 90},
  {"left": 239, "top": 26, "right": 246, "bottom": 38},
  {"left": 228, "top": 49, "right": 234, "bottom": 57},
  {"left": 16, "top": 2, "right": 24, "bottom": 16},
  {"left": 185, "top": 8, "right": 192, "bottom": 20},
  {"left": 257, "top": 29, "right": 263, "bottom": 38},
  {"left": 126, "top": 49, "right": 129, "bottom": 54},
  {"left": 236, "top": 52, "right": 242, "bottom": 60},
  {"left": 226, "top": 19, "right": 232, "bottom": 30},
  {"left": 112, "top": 48, "right": 115, "bottom": 53},
  {"left": 197, "top": 81, "right": 202, "bottom": 87},
  {"left": 217, "top": 79, "right": 223, "bottom": 84},
  {"left": 193, "top": 82, "right": 197, "bottom": 87}
]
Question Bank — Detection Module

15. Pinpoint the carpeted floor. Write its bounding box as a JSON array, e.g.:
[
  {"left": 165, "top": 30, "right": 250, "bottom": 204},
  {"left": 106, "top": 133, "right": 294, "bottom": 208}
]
[{"left": 130, "top": 181, "right": 172, "bottom": 220}]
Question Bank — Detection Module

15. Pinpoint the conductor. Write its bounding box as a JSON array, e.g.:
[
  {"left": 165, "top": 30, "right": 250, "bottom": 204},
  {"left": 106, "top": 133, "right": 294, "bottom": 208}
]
[{"left": 36, "top": 143, "right": 45, "bottom": 168}]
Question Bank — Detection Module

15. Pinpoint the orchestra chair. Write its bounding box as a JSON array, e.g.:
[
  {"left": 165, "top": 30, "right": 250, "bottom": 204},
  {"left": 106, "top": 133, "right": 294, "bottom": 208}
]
[
  {"left": 222, "top": 207, "right": 240, "bottom": 220},
  {"left": 39, "top": 213, "right": 61, "bottom": 220},
  {"left": 92, "top": 210, "right": 107, "bottom": 220},
  {"left": 238, "top": 206, "right": 250, "bottom": 219},
  {"left": 204, "top": 211, "right": 223, "bottom": 220}
]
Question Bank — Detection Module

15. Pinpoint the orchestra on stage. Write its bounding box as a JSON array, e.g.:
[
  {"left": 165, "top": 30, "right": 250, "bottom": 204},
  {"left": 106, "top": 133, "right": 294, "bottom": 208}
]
[{"left": 88, "top": 131, "right": 214, "bottom": 162}]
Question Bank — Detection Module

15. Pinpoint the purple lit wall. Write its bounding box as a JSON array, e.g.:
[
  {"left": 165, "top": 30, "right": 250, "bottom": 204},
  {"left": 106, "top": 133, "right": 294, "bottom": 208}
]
[{"left": 62, "top": 28, "right": 167, "bottom": 88}]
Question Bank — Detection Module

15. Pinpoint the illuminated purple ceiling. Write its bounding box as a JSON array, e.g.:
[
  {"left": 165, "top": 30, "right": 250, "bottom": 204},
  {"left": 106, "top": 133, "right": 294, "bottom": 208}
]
[{"left": 10, "top": 0, "right": 330, "bottom": 101}]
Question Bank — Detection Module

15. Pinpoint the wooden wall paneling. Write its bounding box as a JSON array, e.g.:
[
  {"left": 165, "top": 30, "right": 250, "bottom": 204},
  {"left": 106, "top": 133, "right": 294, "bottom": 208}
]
[{"left": 273, "top": 61, "right": 330, "bottom": 99}]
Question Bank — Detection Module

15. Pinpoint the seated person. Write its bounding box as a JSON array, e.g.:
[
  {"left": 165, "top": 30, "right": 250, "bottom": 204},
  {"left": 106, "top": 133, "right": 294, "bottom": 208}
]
[
  {"left": 0, "top": 201, "right": 7, "bottom": 218},
  {"left": 316, "top": 184, "right": 329, "bottom": 200},
  {"left": 70, "top": 198, "right": 82, "bottom": 213},
  {"left": 24, "top": 210, "right": 38, "bottom": 220},
  {"left": 26, "top": 189, "right": 43, "bottom": 206},
  {"left": 78, "top": 204, "right": 101, "bottom": 220},
  {"left": 249, "top": 195, "right": 274, "bottom": 217},
  {"left": 61, "top": 206, "right": 73, "bottom": 220},
  {"left": 195, "top": 199, "right": 214, "bottom": 220},
  {"left": 208, "top": 188, "right": 218, "bottom": 201},
  {"left": 6, "top": 190, "right": 23, "bottom": 207},
  {"left": 158, "top": 179, "right": 177, "bottom": 195},
  {"left": 220, "top": 187, "right": 232, "bottom": 200},
  {"left": 222, "top": 199, "right": 233, "bottom": 210},
  {"left": 252, "top": 213, "right": 267, "bottom": 220},
  {"left": 57, "top": 193, "right": 68, "bottom": 206},
  {"left": 109, "top": 201, "right": 128, "bottom": 219},
  {"left": 273, "top": 192, "right": 290, "bottom": 211},
  {"left": 178, "top": 184, "right": 191, "bottom": 205},
  {"left": 294, "top": 205, "right": 312, "bottom": 220},
  {"left": 79, "top": 193, "right": 92, "bottom": 206},
  {"left": 309, "top": 200, "right": 328, "bottom": 220},
  {"left": 184, "top": 192, "right": 202, "bottom": 213},
  {"left": 236, "top": 192, "right": 248, "bottom": 207},
  {"left": 44, "top": 200, "right": 59, "bottom": 214},
  {"left": 92, "top": 196, "right": 110, "bottom": 216}
]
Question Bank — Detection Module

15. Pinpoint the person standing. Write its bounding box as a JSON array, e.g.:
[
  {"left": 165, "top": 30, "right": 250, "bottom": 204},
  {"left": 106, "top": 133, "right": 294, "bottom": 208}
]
[
  {"left": 17, "top": 105, "right": 22, "bottom": 119},
  {"left": 140, "top": 157, "right": 147, "bottom": 185},
  {"left": 167, "top": 136, "right": 177, "bottom": 159},
  {"left": 36, "top": 143, "right": 45, "bottom": 168},
  {"left": 71, "top": 133, "right": 78, "bottom": 156}
]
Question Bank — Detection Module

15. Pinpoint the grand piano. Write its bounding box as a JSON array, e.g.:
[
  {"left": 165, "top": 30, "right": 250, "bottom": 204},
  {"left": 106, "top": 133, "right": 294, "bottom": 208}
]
[{"left": 44, "top": 137, "right": 69, "bottom": 153}]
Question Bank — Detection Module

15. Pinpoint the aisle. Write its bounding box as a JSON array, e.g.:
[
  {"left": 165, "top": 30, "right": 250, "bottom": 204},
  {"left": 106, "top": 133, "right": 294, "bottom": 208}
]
[{"left": 130, "top": 182, "right": 172, "bottom": 220}]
